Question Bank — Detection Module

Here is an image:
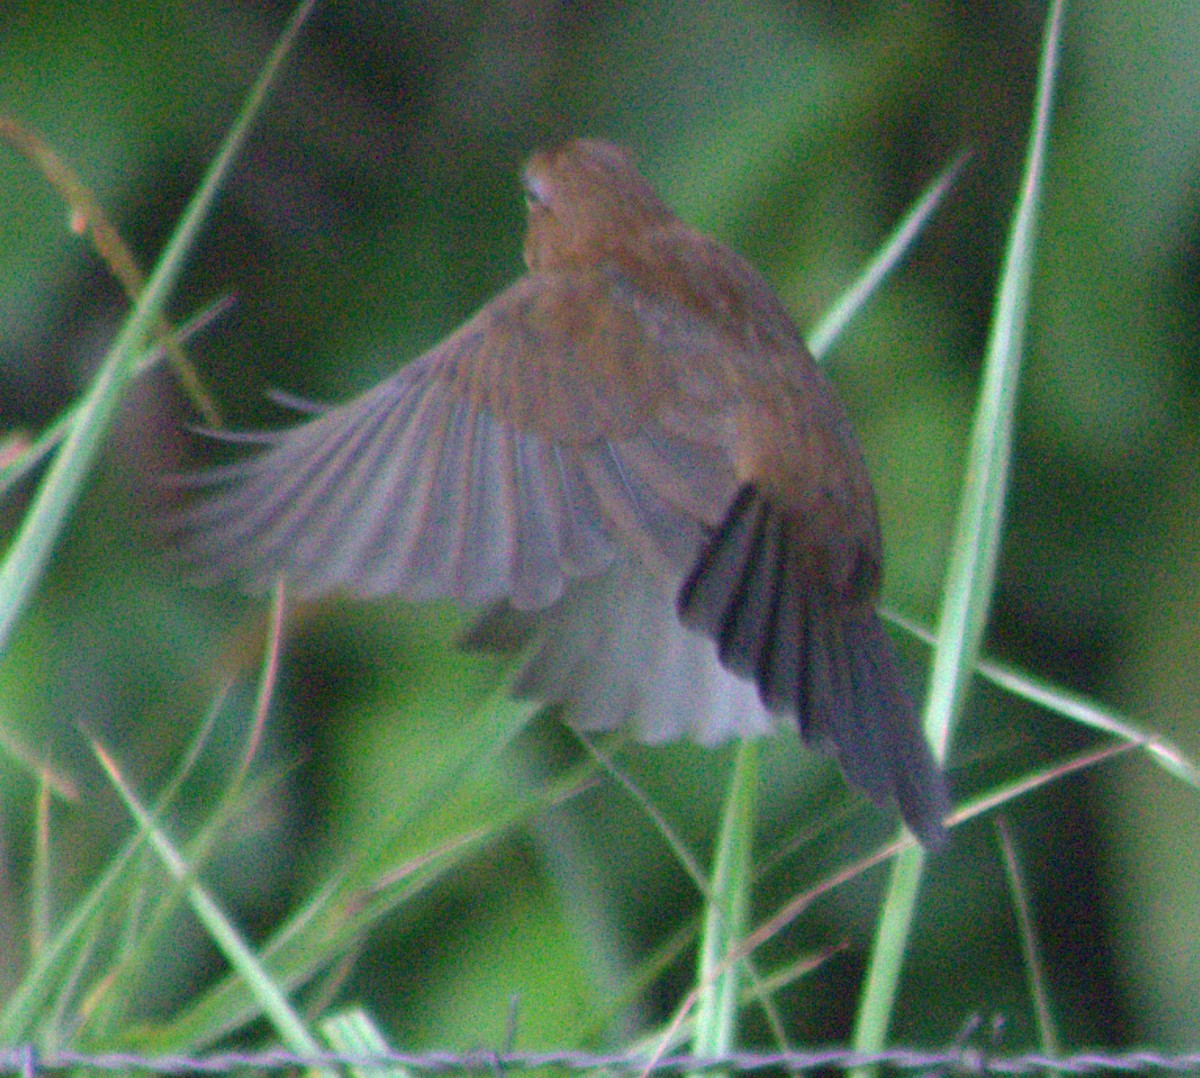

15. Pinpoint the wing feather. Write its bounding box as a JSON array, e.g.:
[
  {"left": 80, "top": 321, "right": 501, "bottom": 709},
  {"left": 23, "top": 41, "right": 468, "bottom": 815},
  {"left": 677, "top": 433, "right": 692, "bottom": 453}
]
[{"left": 179, "top": 274, "right": 735, "bottom": 607}]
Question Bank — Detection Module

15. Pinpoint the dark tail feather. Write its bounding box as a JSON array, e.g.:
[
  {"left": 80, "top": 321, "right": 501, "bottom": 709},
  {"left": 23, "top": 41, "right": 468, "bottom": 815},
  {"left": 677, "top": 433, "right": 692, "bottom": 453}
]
[
  {"left": 678, "top": 483, "right": 949, "bottom": 848},
  {"left": 839, "top": 613, "right": 949, "bottom": 848}
]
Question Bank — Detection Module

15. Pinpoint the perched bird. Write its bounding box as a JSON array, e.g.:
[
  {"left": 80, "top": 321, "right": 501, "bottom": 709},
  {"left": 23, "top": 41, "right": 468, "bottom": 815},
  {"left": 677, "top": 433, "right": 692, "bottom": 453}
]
[{"left": 181, "top": 138, "right": 949, "bottom": 847}]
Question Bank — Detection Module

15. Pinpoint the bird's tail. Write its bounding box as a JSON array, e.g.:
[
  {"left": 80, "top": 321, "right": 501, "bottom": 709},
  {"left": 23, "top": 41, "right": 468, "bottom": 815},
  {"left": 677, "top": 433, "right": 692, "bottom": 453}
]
[{"left": 678, "top": 483, "right": 949, "bottom": 848}]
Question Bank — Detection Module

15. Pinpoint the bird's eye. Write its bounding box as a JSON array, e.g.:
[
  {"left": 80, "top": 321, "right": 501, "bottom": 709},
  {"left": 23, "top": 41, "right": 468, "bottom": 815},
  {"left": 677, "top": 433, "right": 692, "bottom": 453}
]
[{"left": 521, "top": 168, "right": 550, "bottom": 209}]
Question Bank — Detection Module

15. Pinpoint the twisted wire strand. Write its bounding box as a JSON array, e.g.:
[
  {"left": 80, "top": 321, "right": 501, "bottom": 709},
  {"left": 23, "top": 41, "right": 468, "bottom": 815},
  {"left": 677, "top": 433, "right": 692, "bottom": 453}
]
[{"left": 1, "top": 1046, "right": 1197, "bottom": 1076}]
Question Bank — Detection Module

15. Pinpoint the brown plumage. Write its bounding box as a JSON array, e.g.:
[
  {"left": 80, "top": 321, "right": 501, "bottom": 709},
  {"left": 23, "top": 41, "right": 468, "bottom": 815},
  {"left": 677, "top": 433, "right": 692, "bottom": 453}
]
[{"left": 180, "top": 138, "right": 949, "bottom": 847}]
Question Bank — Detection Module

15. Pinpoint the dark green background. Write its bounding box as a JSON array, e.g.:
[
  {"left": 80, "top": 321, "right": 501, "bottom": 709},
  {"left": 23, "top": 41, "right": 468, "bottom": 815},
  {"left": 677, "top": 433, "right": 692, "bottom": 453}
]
[{"left": 0, "top": 0, "right": 1197, "bottom": 1054}]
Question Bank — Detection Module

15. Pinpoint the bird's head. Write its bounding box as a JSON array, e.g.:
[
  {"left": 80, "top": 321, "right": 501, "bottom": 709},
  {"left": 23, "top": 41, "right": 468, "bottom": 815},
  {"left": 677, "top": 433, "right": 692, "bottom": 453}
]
[{"left": 522, "top": 138, "right": 672, "bottom": 271}]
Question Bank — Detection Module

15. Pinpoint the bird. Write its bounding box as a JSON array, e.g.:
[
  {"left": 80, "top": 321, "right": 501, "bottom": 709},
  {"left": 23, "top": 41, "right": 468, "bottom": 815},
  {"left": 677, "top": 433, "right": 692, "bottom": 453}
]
[{"left": 179, "top": 137, "right": 950, "bottom": 848}]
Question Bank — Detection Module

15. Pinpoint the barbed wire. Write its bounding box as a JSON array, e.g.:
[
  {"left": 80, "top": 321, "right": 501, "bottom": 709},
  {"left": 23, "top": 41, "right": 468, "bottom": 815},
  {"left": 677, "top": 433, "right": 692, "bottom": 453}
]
[{"left": 2, "top": 1045, "right": 1198, "bottom": 1076}]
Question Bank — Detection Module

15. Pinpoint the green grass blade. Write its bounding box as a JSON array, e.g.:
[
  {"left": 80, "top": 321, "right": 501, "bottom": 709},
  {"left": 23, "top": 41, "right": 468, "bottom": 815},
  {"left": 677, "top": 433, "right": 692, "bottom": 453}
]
[
  {"left": 996, "top": 817, "right": 1062, "bottom": 1057},
  {"left": 808, "top": 150, "right": 969, "bottom": 361},
  {"left": 0, "top": 295, "right": 234, "bottom": 503},
  {"left": 977, "top": 657, "right": 1200, "bottom": 786},
  {"left": 690, "top": 741, "right": 757, "bottom": 1067},
  {"left": 579, "top": 736, "right": 711, "bottom": 891},
  {"left": 90, "top": 739, "right": 326, "bottom": 1062},
  {"left": 321, "top": 1008, "right": 415, "bottom": 1078},
  {"left": 0, "top": 0, "right": 315, "bottom": 658},
  {"left": 852, "top": 0, "right": 1067, "bottom": 1063},
  {"left": 138, "top": 691, "right": 553, "bottom": 1052},
  {"left": 0, "top": 684, "right": 228, "bottom": 1043},
  {"left": 887, "top": 609, "right": 1200, "bottom": 788}
]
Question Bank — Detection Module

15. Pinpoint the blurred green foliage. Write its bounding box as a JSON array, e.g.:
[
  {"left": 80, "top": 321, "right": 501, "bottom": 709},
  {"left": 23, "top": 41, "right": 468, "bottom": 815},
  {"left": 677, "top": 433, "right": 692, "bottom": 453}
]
[{"left": 0, "top": 0, "right": 1197, "bottom": 1056}]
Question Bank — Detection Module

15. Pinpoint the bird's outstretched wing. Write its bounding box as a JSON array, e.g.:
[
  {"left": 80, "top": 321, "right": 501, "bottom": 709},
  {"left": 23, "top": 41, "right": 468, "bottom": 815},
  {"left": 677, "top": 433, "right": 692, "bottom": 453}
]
[{"left": 176, "top": 273, "right": 736, "bottom": 610}]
